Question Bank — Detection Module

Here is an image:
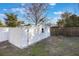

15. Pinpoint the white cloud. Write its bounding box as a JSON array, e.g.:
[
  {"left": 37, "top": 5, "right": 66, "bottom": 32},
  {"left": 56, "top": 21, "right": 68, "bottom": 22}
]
[
  {"left": 50, "top": 16, "right": 61, "bottom": 24},
  {"left": 0, "top": 14, "right": 6, "bottom": 18},
  {"left": 11, "top": 8, "right": 25, "bottom": 14},
  {"left": 54, "top": 11, "right": 64, "bottom": 15},
  {"left": 3, "top": 9, "right": 7, "bottom": 11},
  {"left": 11, "top": 8, "right": 20, "bottom": 12},
  {"left": 54, "top": 16, "right": 61, "bottom": 19},
  {"left": 48, "top": 16, "right": 61, "bottom": 25},
  {"left": 0, "top": 14, "right": 7, "bottom": 21},
  {"left": 21, "top": 3, "right": 26, "bottom": 6},
  {"left": 49, "top": 3, "right": 56, "bottom": 6}
]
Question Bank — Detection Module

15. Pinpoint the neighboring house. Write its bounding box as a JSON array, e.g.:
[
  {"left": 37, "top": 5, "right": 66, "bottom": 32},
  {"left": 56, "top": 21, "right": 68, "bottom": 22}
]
[{"left": 0, "top": 24, "right": 50, "bottom": 49}]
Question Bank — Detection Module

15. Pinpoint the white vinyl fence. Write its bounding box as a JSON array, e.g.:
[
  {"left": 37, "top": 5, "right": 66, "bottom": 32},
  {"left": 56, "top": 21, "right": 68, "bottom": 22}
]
[
  {"left": 0, "top": 26, "right": 50, "bottom": 49},
  {"left": 0, "top": 28, "right": 9, "bottom": 42}
]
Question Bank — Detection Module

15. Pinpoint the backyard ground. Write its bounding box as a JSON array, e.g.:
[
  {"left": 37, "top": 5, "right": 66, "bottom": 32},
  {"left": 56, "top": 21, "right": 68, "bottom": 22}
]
[{"left": 0, "top": 36, "right": 79, "bottom": 56}]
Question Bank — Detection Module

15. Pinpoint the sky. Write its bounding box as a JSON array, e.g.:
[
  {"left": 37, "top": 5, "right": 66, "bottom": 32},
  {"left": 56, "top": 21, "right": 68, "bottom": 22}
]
[{"left": 0, "top": 3, "right": 78, "bottom": 24}]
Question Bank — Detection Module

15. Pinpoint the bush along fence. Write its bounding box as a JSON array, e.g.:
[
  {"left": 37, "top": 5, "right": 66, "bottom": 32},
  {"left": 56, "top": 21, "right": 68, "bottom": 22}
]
[{"left": 50, "top": 27, "right": 79, "bottom": 36}]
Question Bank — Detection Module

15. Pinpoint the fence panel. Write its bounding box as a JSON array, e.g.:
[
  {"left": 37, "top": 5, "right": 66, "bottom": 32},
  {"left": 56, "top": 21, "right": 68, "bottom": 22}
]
[
  {"left": 0, "top": 27, "right": 9, "bottom": 42},
  {"left": 0, "top": 26, "right": 50, "bottom": 49}
]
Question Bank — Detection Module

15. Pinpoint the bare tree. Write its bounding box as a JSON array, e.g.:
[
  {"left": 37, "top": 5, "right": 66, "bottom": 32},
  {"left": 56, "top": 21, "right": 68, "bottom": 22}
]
[{"left": 25, "top": 3, "right": 48, "bottom": 26}]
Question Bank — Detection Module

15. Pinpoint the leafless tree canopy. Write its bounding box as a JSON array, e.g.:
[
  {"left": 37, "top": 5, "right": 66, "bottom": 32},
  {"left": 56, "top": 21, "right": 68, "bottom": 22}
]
[{"left": 25, "top": 3, "right": 48, "bottom": 25}]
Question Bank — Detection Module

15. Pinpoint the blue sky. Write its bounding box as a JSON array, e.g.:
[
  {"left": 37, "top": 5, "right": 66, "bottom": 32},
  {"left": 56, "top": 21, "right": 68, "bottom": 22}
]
[{"left": 0, "top": 3, "right": 78, "bottom": 24}]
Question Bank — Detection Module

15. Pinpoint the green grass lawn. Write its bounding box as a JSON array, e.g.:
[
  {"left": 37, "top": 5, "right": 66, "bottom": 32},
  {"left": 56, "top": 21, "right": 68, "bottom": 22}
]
[{"left": 0, "top": 36, "right": 79, "bottom": 56}]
